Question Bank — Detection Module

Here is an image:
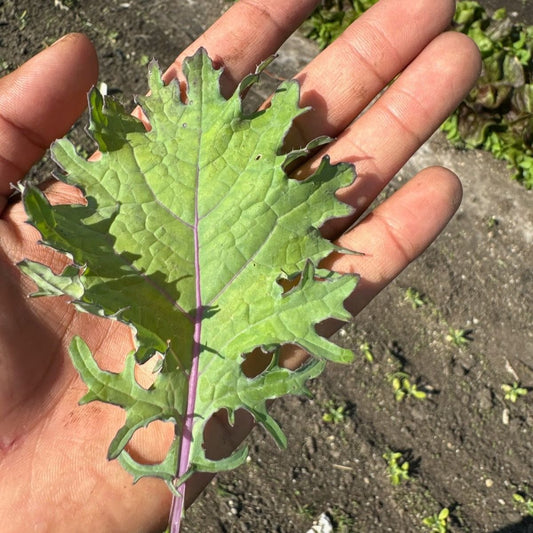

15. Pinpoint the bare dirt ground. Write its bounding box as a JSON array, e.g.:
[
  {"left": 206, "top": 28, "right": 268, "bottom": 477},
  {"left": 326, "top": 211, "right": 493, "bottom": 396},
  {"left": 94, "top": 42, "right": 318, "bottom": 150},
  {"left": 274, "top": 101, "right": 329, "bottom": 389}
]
[{"left": 1, "top": 1, "right": 531, "bottom": 532}]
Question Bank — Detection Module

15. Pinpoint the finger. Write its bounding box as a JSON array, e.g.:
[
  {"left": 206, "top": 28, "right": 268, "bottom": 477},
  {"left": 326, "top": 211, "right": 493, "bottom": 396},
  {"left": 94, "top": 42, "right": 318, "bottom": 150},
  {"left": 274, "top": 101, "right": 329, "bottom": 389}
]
[
  {"left": 305, "top": 31, "right": 481, "bottom": 239},
  {"left": 0, "top": 33, "right": 98, "bottom": 199},
  {"left": 323, "top": 166, "right": 462, "bottom": 318},
  {"left": 288, "top": 0, "right": 457, "bottom": 145},
  {"left": 163, "top": 0, "right": 320, "bottom": 96}
]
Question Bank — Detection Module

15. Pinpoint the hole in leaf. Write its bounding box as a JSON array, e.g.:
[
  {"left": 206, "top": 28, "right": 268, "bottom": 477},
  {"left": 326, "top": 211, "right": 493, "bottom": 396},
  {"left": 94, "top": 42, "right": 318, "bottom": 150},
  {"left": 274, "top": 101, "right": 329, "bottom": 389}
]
[
  {"left": 202, "top": 408, "right": 254, "bottom": 461},
  {"left": 240, "top": 347, "right": 273, "bottom": 378},
  {"left": 125, "top": 419, "right": 175, "bottom": 465},
  {"left": 276, "top": 273, "right": 301, "bottom": 294},
  {"left": 240, "top": 343, "right": 311, "bottom": 378},
  {"left": 278, "top": 343, "right": 309, "bottom": 371},
  {"left": 134, "top": 355, "right": 162, "bottom": 390}
]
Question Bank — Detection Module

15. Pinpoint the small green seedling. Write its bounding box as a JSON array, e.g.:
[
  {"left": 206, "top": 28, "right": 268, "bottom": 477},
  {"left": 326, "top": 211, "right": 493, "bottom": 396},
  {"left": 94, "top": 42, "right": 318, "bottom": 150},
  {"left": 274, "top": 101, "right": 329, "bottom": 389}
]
[
  {"left": 138, "top": 54, "right": 150, "bottom": 67},
  {"left": 487, "top": 215, "right": 499, "bottom": 230},
  {"left": 322, "top": 400, "right": 348, "bottom": 424},
  {"left": 296, "top": 503, "right": 316, "bottom": 520},
  {"left": 18, "top": 9, "right": 28, "bottom": 30},
  {"left": 383, "top": 450, "right": 410, "bottom": 486},
  {"left": 359, "top": 341, "right": 374, "bottom": 363},
  {"left": 502, "top": 382, "right": 528, "bottom": 403},
  {"left": 445, "top": 328, "right": 472, "bottom": 348},
  {"left": 423, "top": 507, "right": 449, "bottom": 533},
  {"left": 404, "top": 287, "right": 426, "bottom": 309},
  {"left": 388, "top": 372, "right": 427, "bottom": 402},
  {"left": 513, "top": 493, "right": 533, "bottom": 516},
  {"left": 215, "top": 482, "right": 237, "bottom": 499},
  {"left": 328, "top": 506, "right": 354, "bottom": 531}
]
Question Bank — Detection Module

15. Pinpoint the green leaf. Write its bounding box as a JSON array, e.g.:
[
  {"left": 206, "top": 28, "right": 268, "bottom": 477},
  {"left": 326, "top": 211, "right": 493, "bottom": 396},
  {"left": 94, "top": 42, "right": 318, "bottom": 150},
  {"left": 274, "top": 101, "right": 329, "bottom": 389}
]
[
  {"left": 19, "top": 49, "right": 357, "bottom": 487},
  {"left": 18, "top": 260, "right": 84, "bottom": 298},
  {"left": 88, "top": 87, "right": 146, "bottom": 152}
]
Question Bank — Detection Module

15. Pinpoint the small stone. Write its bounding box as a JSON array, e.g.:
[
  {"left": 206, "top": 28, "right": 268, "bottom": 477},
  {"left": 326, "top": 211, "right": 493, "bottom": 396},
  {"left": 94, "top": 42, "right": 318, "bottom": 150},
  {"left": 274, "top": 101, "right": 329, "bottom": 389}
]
[
  {"left": 502, "top": 408, "right": 510, "bottom": 425},
  {"left": 304, "top": 436, "right": 317, "bottom": 458},
  {"left": 306, "top": 513, "right": 334, "bottom": 533}
]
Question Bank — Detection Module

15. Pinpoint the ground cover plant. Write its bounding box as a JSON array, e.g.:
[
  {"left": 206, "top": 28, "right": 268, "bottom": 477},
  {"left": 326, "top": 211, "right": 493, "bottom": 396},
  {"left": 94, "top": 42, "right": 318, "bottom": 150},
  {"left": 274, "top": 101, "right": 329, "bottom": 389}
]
[
  {"left": 306, "top": 0, "right": 533, "bottom": 188},
  {"left": 18, "top": 50, "right": 358, "bottom": 532},
  {"left": 442, "top": 1, "right": 533, "bottom": 189}
]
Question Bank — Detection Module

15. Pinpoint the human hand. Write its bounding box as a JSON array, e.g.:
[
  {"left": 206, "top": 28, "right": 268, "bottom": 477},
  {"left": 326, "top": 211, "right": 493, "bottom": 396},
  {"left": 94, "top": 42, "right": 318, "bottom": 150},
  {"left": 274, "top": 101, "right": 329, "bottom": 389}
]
[{"left": 0, "top": 0, "right": 480, "bottom": 531}]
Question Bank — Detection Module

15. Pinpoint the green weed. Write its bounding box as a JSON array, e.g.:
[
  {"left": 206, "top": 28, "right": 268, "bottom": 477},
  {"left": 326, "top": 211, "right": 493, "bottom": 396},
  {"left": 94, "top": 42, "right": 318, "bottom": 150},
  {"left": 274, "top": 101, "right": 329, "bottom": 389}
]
[
  {"left": 321, "top": 400, "right": 348, "bottom": 424},
  {"left": 487, "top": 215, "right": 499, "bottom": 230},
  {"left": 329, "top": 506, "right": 355, "bottom": 531},
  {"left": 502, "top": 382, "right": 528, "bottom": 403},
  {"left": 359, "top": 341, "right": 374, "bottom": 363},
  {"left": 388, "top": 372, "right": 427, "bottom": 402},
  {"left": 445, "top": 328, "right": 472, "bottom": 348},
  {"left": 138, "top": 54, "right": 150, "bottom": 67},
  {"left": 422, "top": 507, "right": 449, "bottom": 533},
  {"left": 215, "top": 482, "right": 236, "bottom": 499},
  {"left": 404, "top": 287, "right": 426, "bottom": 309},
  {"left": 18, "top": 9, "right": 28, "bottom": 30},
  {"left": 296, "top": 503, "right": 316, "bottom": 520},
  {"left": 383, "top": 450, "right": 410, "bottom": 486},
  {"left": 513, "top": 492, "right": 533, "bottom": 516}
]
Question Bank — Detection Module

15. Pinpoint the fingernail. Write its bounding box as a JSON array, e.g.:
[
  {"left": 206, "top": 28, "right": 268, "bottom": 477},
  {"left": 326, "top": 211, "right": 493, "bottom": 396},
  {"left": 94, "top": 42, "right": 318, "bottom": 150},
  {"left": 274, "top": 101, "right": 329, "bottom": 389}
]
[{"left": 50, "top": 34, "right": 71, "bottom": 47}]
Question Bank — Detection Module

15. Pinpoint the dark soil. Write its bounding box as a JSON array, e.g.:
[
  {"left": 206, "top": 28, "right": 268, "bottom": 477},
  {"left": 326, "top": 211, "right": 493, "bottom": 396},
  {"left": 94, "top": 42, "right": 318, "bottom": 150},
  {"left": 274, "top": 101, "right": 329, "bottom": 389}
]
[{"left": 1, "top": 1, "right": 531, "bottom": 532}]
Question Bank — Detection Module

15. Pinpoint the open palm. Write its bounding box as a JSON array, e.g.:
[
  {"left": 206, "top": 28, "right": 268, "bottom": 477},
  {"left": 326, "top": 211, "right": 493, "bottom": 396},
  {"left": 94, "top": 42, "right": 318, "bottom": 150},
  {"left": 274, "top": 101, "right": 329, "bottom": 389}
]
[{"left": 0, "top": 1, "right": 480, "bottom": 531}]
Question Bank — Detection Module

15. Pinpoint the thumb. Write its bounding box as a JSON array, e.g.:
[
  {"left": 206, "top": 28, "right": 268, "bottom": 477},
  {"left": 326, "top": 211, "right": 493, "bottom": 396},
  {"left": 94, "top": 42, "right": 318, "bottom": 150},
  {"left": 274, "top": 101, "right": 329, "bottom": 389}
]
[{"left": 0, "top": 33, "right": 98, "bottom": 200}]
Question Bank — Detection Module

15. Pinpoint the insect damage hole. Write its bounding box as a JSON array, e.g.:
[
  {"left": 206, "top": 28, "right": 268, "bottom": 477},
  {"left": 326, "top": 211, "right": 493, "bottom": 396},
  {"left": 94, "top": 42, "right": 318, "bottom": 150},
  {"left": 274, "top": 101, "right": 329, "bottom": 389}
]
[
  {"left": 240, "top": 344, "right": 311, "bottom": 378},
  {"left": 240, "top": 346, "right": 273, "bottom": 378},
  {"left": 202, "top": 408, "right": 254, "bottom": 461},
  {"left": 134, "top": 360, "right": 161, "bottom": 390},
  {"left": 125, "top": 420, "right": 175, "bottom": 465}
]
